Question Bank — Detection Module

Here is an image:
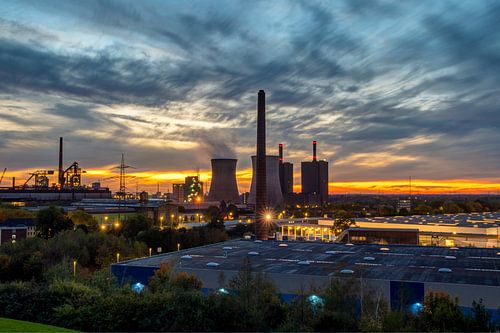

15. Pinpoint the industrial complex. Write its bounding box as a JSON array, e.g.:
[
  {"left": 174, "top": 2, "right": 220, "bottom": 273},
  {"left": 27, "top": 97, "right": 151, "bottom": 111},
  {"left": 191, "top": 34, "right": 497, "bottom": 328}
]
[
  {"left": 0, "top": 137, "right": 111, "bottom": 201},
  {"left": 2, "top": 90, "right": 499, "bottom": 323}
]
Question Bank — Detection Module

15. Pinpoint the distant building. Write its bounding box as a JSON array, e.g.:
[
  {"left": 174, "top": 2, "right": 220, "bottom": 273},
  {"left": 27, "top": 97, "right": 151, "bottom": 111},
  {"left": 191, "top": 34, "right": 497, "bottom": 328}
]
[
  {"left": 184, "top": 176, "right": 203, "bottom": 202},
  {"left": 172, "top": 183, "right": 184, "bottom": 202},
  {"left": 336, "top": 227, "right": 419, "bottom": 245},
  {"left": 301, "top": 141, "right": 329, "bottom": 205},
  {"left": 397, "top": 199, "right": 412, "bottom": 213},
  {"left": 278, "top": 144, "right": 294, "bottom": 196},
  {"left": 240, "top": 192, "right": 250, "bottom": 204},
  {"left": 282, "top": 162, "right": 293, "bottom": 195},
  {"left": 0, "top": 218, "right": 36, "bottom": 245}
]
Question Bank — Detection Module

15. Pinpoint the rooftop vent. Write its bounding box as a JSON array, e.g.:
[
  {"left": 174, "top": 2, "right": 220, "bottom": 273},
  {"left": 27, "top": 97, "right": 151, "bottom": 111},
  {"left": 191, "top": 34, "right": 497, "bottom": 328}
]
[
  {"left": 340, "top": 269, "right": 354, "bottom": 274},
  {"left": 206, "top": 262, "right": 220, "bottom": 267},
  {"left": 438, "top": 267, "right": 452, "bottom": 273}
]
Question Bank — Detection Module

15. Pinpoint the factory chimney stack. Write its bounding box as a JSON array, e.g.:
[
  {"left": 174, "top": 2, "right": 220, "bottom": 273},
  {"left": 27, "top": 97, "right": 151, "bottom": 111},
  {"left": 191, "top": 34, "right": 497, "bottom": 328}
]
[
  {"left": 312, "top": 140, "right": 317, "bottom": 162},
  {"left": 255, "top": 90, "right": 268, "bottom": 240},
  {"left": 58, "top": 137, "right": 64, "bottom": 186}
]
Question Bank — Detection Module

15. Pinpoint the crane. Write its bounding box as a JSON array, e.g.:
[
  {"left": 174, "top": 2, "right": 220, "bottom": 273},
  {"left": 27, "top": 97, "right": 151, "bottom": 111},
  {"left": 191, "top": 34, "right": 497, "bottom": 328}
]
[{"left": 0, "top": 168, "right": 6, "bottom": 185}]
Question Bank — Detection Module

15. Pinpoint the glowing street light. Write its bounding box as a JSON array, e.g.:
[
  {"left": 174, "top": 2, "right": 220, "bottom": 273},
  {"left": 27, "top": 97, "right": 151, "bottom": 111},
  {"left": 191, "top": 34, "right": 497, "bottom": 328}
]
[{"left": 73, "top": 260, "right": 77, "bottom": 278}]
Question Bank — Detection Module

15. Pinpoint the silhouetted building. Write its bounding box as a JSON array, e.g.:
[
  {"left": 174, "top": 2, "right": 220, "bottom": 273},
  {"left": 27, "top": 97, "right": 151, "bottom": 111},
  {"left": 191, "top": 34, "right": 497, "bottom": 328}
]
[
  {"left": 301, "top": 141, "right": 329, "bottom": 205},
  {"left": 278, "top": 144, "right": 293, "bottom": 196},
  {"left": 172, "top": 183, "right": 184, "bottom": 202}
]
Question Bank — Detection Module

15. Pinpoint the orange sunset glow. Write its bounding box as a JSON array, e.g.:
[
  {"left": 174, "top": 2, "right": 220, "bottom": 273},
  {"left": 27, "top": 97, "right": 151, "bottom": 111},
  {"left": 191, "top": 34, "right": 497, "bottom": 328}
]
[{"left": 4, "top": 167, "right": 499, "bottom": 195}]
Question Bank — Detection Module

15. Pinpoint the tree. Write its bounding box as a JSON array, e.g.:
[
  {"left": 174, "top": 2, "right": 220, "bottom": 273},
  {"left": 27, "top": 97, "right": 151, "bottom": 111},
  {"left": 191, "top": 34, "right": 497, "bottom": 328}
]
[
  {"left": 206, "top": 206, "right": 224, "bottom": 229},
  {"left": 379, "top": 205, "right": 396, "bottom": 216},
  {"left": 36, "top": 206, "right": 73, "bottom": 239},
  {"left": 69, "top": 209, "right": 98, "bottom": 232},
  {"left": 443, "top": 200, "right": 462, "bottom": 214},
  {"left": 120, "top": 214, "right": 153, "bottom": 239},
  {"left": 0, "top": 206, "right": 34, "bottom": 222},
  {"left": 229, "top": 258, "right": 284, "bottom": 331},
  {"left": 413, "top": 204, "right": 431, "bottom": 215},
  {"left": 417, "top": 292, "right": 465, "bottom": 332},
  {"left": 332, "top": 210, "right": 355, "bottom": 235},
  {"left": 467, "top": 299, "right": 493, "bottom": 332}
]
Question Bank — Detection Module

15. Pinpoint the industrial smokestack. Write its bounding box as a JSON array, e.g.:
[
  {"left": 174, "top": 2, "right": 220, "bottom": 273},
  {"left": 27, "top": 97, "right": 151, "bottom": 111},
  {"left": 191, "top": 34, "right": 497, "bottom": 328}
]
[
  {"left": 12, "top": 177, "right": 15, "bottom": 189},
  {"left": 58, "top": 137, "right": 64, "bottom": 186},
  {"left": 207, "top": 159, "right": 240, "bottom": 203},
  {"left": 279, "top": 144, "right": 283, "bottom": 162},
  {"left": 312, "top": 140, "right": 317, "bottom": 162},
  {"left": 256, "top": 90, "right": 268, "bottom": 240}
]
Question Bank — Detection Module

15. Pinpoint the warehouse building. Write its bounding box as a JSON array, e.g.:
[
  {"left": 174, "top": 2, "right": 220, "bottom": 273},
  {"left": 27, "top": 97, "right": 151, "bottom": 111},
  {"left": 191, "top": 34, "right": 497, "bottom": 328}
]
[
  {"left": 111, "top": 239, "right": 500, "bottom": 321},
  {"left": 0, "top": 218, "right": 36, "bottom": 245},
  {"left": 351, "top": 212, "right": 500, "bottom": 248}
]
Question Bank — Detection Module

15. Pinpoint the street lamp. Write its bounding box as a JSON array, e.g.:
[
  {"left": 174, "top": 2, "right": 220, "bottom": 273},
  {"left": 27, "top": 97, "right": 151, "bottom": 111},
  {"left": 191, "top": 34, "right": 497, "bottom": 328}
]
[
  {"left": 160, "top": 216, "right": 164, "bottom": 229},
  {"left": 73, "top": 260, "right": 77, "bottom": 278}
]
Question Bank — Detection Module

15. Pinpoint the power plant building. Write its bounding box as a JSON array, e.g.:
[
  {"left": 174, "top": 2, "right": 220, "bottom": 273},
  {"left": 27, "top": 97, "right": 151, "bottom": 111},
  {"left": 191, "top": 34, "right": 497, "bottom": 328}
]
[
  {"left": 207, "top": 159, "right": 240, "bottom": 204},
  {"left": 249, "top": 155, "right": 283, "bottom": 208},
  {"left": 279, "top": 144, "right": 293, "bottom": 195},
  {"left": 172, "top": 184, "right": 184, "bottom": 202},
  {"left": 301, "top": 141, "right": 329, "bottom": 205}
]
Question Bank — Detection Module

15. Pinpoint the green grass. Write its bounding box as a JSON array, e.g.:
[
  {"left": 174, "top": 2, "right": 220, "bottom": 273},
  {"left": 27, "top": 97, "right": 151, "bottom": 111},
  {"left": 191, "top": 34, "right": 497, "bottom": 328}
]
[{"left": 0, "top": 318, "right": 77, "bottom": 332}]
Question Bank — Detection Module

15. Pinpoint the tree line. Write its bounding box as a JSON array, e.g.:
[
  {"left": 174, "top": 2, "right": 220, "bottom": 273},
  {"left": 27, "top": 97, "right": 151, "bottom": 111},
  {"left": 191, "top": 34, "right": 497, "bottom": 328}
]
[{"left": 0, "top": 258, "right": 497, "bottom": 332}]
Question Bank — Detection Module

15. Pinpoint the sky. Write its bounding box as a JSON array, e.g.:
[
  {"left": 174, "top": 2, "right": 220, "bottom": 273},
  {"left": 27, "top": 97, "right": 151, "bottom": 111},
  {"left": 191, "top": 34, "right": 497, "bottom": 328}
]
[{"left": 0, "top": 0, "right": 499, "bottom": 194}]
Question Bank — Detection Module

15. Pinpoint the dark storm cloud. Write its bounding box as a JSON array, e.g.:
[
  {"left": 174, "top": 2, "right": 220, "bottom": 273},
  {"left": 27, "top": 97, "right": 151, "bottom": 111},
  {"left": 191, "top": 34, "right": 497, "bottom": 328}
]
[{"left": 0, "top": 38, "right": 205, "bottom": 106}]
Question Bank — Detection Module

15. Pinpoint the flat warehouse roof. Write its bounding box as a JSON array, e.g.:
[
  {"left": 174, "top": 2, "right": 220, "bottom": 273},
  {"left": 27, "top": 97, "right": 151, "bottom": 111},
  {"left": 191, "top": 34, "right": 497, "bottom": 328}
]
[
  {"left": 114, "top": 239, "right": 500, "bottom": 286},
  {"left": 355, "top": 212, "right": 500, "bottom": 228}
]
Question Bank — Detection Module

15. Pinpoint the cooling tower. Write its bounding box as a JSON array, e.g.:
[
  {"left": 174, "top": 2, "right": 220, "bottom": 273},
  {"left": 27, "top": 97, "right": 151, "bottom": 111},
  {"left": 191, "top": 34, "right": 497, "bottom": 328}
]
[
  {"left": 249, "top": 155, "right": 283, "bottom": 207},
  {"left": 207, "top": 158, "right": 240, "bottom": 203}
]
